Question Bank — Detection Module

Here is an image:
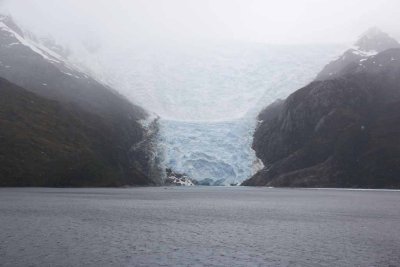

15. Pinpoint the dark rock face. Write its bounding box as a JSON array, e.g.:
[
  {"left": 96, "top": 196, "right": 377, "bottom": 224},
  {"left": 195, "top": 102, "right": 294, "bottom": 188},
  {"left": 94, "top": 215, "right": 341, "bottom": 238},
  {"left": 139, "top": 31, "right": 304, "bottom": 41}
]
[
  {"left": 0, "top": 16, "right": 161, "bottom": 186},
  {"left": 316, "top": 28, "right": 400, "bottom": 81},
  {"left": 244, "top": 48, "right": 400, "bottom": 188}
]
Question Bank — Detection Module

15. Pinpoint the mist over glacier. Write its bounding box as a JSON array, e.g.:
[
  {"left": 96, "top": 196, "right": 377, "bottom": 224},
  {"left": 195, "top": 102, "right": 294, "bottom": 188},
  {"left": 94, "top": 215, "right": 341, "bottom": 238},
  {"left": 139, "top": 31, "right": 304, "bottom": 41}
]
[
  {"left": 69, "top": 43, "right": 343, "bottom": 184},
  {"left": 71, "top": 43, "right": 343, "bottom": 121}
]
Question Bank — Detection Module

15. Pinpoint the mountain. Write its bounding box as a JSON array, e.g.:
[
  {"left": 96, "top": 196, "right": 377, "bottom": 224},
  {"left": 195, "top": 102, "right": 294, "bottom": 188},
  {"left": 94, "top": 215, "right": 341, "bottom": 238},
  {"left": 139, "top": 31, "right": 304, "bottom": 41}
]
[
  {"left": 243, "top": 40, "right": 400, "bottom": 187},
  {"left": 355, "top": 27, "right": 400, "bottom": 53},
  {"left": 0, "top": 15, "right": 147, "bottom": 119},
  {"left": 0, "top": 15, "right": 160, "bottom": 186},
  {"left": 316, "top": 28, "right": 400, "bottom": 81}
]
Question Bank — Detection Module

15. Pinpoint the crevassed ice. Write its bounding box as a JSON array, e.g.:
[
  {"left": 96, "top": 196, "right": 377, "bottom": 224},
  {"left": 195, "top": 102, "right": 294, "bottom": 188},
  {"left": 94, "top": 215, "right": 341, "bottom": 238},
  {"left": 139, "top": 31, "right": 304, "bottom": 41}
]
[{"left": 157, "top": 118, "right": 261, "bottom": 185}]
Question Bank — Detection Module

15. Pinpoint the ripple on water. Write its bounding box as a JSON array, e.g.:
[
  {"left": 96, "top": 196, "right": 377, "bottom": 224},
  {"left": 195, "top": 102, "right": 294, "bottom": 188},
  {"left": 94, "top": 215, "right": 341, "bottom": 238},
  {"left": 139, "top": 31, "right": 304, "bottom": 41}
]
[{"left": 0, "top": 187, "right": 399, "bottom": 267}]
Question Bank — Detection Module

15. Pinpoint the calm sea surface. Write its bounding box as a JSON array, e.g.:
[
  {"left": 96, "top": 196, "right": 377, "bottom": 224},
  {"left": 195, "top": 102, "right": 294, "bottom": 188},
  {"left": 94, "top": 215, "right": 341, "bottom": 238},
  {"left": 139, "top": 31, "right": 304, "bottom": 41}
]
[{"left": 0, "top": 187, "right": 399, "bottom": 267}]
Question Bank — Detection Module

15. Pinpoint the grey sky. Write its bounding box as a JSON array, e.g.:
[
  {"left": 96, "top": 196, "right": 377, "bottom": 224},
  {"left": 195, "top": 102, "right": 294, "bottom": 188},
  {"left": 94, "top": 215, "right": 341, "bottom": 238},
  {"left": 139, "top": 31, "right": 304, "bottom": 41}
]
[{"left": 2, "top": 0, "right": 400, "bottom": 47}]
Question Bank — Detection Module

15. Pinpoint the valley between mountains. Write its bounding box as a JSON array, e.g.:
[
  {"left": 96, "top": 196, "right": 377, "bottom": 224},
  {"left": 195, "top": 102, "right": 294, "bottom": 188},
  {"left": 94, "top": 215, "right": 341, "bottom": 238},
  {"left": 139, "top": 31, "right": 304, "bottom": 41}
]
[{"left": 1, "top": 15, "right": 399, "bottom": 188}]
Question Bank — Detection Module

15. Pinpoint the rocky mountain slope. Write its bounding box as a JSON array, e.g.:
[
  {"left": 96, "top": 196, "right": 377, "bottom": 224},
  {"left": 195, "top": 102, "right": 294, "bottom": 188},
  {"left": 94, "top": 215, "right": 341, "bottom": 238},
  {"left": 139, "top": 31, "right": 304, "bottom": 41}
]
[
  {"left": 244, "top": 32, "right": 400, "bottom": 188},
  {"left": 0, "top": 15, "right": 160, "bottom": 186},
  {"left": 316, "top": 28, "right": 400, "bottom": 81}
]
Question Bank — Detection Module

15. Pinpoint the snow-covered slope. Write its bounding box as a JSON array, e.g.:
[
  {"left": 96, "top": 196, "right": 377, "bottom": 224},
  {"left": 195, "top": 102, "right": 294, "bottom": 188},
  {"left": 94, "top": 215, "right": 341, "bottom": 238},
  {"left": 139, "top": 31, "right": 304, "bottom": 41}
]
[
  {"left": 0, "top": 15, "right": 148, "bottom": 120},
  {"left": 0, "top": 15, "right": 86, "bottom": 81}
]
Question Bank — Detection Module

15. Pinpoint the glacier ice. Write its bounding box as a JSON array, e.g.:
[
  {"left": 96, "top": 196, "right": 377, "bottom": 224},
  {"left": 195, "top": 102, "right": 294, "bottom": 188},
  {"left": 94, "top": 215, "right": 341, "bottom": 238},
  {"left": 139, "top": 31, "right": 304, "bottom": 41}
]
[
  {"left": 70, "top": 42, "right": 344, "bottom": 184},
  {"left": 157, "top": 118, "right": 262, "bottom": 185}
]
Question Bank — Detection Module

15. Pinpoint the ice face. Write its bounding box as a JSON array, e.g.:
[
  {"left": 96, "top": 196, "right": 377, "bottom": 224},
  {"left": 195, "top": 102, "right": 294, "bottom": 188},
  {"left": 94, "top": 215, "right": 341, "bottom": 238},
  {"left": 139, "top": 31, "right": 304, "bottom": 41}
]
[
  {"left": 71, "top": 42, "right": 344, "bottom": 183},
  {"left": 157, "top": 119, "right": 261, "bottom": 185}
]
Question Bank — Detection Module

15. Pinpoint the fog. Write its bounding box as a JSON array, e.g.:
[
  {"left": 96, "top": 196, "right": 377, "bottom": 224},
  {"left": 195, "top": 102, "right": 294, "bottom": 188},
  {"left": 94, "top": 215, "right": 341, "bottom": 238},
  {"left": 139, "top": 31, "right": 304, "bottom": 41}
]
[
  {"left": 2, "top": 0, "right": 400, "bottom": 47},
  {"left": 1, "top": 0, "right": 399, "bottom": 121}
]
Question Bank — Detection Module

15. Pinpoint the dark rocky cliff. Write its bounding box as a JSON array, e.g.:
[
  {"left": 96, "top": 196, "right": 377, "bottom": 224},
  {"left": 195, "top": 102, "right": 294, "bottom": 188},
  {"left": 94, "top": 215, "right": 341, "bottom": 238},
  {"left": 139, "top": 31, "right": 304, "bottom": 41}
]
[{"left": 244, "top": 48, "right": 400, "bottom": 188}]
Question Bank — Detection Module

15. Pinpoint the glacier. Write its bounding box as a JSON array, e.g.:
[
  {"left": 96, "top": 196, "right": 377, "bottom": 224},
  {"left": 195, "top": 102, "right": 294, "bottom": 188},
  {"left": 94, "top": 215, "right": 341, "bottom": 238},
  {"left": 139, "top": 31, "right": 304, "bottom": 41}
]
[{"left": 69, "top": 42, "right": 344, "bottom": 184}]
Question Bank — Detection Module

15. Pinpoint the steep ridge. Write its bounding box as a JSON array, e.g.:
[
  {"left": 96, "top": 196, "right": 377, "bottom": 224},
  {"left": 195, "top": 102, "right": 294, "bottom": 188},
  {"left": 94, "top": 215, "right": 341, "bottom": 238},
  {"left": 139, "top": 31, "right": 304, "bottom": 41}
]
[
  {"left": 0, "top": 15, "right": 147, "bottom": 119},
  {"left": 244, "top": 32, "right": 400, "bottom": 188},
  {"left": 0, "top": 16, "right": 160, "bottom": 186}
]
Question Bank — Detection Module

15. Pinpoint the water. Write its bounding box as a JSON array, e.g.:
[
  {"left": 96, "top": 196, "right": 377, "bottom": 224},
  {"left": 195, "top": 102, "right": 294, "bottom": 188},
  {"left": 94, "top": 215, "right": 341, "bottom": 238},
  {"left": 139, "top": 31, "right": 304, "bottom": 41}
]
[{"left": 1, "top": 187, "right": 399, "bottom": 267}]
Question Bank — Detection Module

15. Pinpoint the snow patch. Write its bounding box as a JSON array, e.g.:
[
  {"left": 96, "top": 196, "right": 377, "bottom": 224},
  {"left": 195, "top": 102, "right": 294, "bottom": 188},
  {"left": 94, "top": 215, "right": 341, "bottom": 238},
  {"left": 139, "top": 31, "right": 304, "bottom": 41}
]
[
  {"left": 351, "top": 48, "right": 378, "bottom": 57},
  {"left": 0, "top": 22, "right": 63, "bottom": 64},
  {"left": 0, "top": 20, "right": 86, "bottom": 76}
]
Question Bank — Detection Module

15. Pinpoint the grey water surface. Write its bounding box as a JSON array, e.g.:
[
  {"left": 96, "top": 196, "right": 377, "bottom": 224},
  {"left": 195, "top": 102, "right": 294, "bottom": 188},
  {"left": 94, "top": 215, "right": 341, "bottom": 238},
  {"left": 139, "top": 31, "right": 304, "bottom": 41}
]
[{"left": 0, "top": 187, "right": 399, "bottom": 267}]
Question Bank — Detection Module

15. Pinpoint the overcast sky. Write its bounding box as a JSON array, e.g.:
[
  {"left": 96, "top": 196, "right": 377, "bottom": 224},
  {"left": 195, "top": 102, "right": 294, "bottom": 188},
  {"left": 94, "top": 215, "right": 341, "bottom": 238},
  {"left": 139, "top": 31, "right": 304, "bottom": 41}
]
[{"left": 1, "top": 0, "right": 400, "bottom": 47}]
